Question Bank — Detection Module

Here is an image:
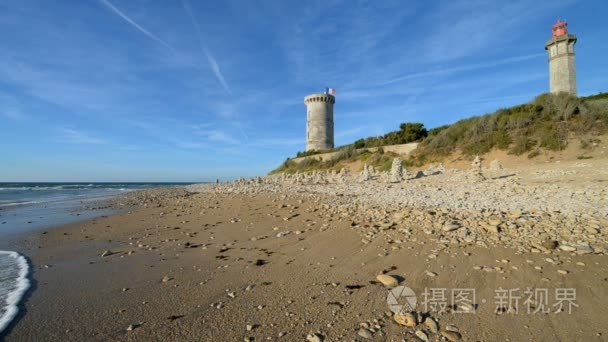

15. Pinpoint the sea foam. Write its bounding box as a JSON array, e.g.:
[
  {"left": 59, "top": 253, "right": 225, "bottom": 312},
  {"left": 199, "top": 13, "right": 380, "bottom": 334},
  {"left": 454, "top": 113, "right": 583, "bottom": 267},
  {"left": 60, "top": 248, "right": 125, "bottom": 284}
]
[{"left": 0, "top": 251, "right": 30, "bottom": 334}]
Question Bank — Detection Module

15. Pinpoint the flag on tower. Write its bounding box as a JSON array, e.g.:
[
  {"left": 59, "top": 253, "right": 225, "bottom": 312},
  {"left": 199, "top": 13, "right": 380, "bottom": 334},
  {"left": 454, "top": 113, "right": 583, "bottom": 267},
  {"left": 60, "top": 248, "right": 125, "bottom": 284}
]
[{"left": 325, "top": 87, "right": 336, "bottom": 95}]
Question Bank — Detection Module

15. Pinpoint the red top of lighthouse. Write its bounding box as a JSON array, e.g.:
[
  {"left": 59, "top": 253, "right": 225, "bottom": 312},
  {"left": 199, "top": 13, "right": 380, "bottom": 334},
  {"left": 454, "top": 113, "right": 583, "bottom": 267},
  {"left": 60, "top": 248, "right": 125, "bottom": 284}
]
[{"left": 551, "top": 19, "right": 568, "bottom": 37}]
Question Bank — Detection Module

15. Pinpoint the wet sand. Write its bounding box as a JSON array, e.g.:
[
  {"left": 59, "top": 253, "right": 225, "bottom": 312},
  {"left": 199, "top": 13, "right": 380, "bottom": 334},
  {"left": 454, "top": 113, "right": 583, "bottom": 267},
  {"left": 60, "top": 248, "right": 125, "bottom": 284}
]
[{"left": 3, "top": 189, "right": 608, "bottom": 341}]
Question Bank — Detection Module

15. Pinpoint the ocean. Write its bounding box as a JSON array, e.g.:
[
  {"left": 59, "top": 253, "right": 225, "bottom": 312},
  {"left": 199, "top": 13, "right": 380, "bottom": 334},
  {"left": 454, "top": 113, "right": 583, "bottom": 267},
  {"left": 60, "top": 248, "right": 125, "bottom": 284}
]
[
  {"left": 0, "top": 182, "right": 193, "bottom": 236},
  {"left": 0, "top": 182, "right": 192, "bottom": 333}
]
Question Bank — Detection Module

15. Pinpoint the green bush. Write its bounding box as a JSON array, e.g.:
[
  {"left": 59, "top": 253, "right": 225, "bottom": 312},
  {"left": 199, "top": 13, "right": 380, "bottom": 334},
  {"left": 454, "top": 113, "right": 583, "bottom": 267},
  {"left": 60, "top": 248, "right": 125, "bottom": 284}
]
[{"left": 418, "top": 92, "right": 608, "bottom": 158}]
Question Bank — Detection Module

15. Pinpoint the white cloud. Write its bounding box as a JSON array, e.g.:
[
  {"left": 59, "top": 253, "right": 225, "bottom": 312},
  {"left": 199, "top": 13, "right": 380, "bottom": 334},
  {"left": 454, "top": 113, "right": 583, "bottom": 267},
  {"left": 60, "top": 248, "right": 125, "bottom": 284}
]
[{"left": 58, "top": 128, "right": 106, "bottom": 145}]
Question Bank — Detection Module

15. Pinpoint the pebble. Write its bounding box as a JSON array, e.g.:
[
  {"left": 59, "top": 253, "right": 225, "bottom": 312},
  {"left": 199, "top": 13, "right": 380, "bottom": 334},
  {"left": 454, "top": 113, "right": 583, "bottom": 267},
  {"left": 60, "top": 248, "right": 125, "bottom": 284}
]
[
  {"left": 445, "top": 325, "right": 459, "bottom": 332},
  {"left": 443, "top": 223, "right": 460, "bottom": 232},
  {"left": 162, "top": 275, "right": 172, "bottom": 282},
  {"left": 306, "top": 333, "right": 324, "bottom": 342},
  {"left": 557, "top": 269, "right": 569, "bottom": 275},
  {"left": 441, "top": 330, "right": 462, "bottom": 341},
  {"left": 376, "top": 274, "right": 399, "bottom": 288},
  {"left": 425, "top": 271, "right": 438, "bottom": 277},
  {"left": 394, "top": 312, "right": 417, "bottom": 328},
  {"left": 415, "top": 330, "right": 429, "bottom": 341},
  {"left": 358, "top": 328, "right": 373, "bottom": 339},
  {"left": 424, "top": 317, "right": 439, "bottom": 333},
  {"left": 559, "top": 245, "right": 576, "bottom": 252},
  {"left": 542, "top": 240, "right": 558, "bottom": 250}
]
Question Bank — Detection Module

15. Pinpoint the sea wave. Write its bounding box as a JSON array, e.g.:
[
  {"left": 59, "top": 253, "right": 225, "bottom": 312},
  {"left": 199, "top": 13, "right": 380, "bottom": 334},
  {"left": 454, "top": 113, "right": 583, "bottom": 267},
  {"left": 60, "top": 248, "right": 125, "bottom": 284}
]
[
  {"left": 0, "top": 251, "right": 30, "bottom": 334},
  {"left": 0, "top": 201, "right": 38, "bottom": 208}
]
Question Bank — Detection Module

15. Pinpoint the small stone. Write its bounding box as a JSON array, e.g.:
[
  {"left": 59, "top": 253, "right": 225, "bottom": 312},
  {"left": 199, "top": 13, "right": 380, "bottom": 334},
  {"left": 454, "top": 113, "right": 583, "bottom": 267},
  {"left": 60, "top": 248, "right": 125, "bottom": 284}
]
[
  {"left": 394, "top": 312, "right": 417, "bottom": 328},
  {"left": 441, "top": 330, "right": 462, "bottom": 341},
  {"left": 559, "top": 244, "right": 576, "bottom": 252},
  {"left": 126, "top": 324, "right": 136, "bottom": 331},
  {"left": 458, "top": 303, "right": 474, "bottom": 313},
  {"left": 162, "top": 275, "right": 172, "bottom": 282},
  {"left": 415, "top": 330, "right": 429, "bottom": 341},
  {"left": 376, "top": 274, "right": 399, "bottom": 288},
  {"left": 424, "top": 317, "right": 439, "bottom": 333},
  {"left": 358, "top": 328, "right": 373, "bottom": 339},
  {"left": 246, "top": 324, "right": 253, "bottom": 331},
  {"left": 557, "top": 270, "right": 569, "bottom": 275},
  {"left": 488, "top": 217, "right": 502, "bottom": 226},
  {"left": 542, "top": 240, "right": 558, "bottom": 250},
  {"left": 576, "top": 245, "right": 594, "bottom": 254},
  {"left": 425, "top": 271, "right": 438, "bottom": 277},
  {"left": 443, "top": 224, "right": 460, "bottom": 232},
  {"left": 306, "top": 333, "right": 324, "bottom": 342}
]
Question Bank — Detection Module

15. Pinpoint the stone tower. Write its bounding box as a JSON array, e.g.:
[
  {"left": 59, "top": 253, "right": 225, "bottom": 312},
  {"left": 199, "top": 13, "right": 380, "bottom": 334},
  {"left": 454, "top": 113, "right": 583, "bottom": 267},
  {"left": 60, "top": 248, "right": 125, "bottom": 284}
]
[
  {"left": 545, "top": 20, "right": 577, "bottom": 95},
  {"left": 304, "top": 93, "right": 335, "bottom": 151}
]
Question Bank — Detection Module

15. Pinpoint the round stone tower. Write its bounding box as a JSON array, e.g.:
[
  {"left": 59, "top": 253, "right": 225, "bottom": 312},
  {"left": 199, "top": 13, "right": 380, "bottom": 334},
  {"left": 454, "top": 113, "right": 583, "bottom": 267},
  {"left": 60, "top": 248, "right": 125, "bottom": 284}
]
[
  {"left": 545, "top": 20, "right": 577, "bottom": 95},
  {"left": 304, "top": 93, "right": 335, "bottom": 151}
]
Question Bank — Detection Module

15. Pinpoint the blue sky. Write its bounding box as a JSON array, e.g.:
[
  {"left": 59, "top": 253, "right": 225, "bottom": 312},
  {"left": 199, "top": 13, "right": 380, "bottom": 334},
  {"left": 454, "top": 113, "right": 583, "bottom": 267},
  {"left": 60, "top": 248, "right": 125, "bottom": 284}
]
[{"left": 1, "top": 0, "right": 606, "bottom": 182}]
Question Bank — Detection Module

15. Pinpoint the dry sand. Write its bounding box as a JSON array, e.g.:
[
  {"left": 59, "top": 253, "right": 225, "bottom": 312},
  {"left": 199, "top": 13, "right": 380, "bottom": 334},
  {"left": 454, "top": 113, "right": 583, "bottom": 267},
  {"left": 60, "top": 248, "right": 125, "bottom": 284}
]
[{"left": 3, "top": 158, "right": 608, "bottom": 341}]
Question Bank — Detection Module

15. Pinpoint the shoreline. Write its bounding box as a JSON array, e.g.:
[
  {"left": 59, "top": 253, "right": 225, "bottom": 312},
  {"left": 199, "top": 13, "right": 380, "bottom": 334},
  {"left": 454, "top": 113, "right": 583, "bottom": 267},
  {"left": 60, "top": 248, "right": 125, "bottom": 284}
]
[{"left": 3, "top": 161, "right": 608, "bottom": 341}]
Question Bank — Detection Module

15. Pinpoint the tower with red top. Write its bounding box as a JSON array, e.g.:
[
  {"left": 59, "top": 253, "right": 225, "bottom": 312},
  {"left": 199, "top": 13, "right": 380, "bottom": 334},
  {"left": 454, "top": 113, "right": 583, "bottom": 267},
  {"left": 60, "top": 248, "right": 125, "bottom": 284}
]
[{"left": 545, "top": 20, "right": 577, "bottom": 95}]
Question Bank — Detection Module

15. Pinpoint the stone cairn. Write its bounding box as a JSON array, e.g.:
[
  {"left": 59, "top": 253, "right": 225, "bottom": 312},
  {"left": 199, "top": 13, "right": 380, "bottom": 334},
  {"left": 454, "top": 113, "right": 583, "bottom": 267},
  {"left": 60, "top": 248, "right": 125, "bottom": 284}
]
[
  {"left": 310, "top": 171, "right": 320, "bottom": 184},
  {"left": 360, "top": 163, "right": 371, "bottom": 182},
  {"left": 471, "top": 155, "right": 485, "bottom": 180},
  {"left": 489, "top": 159, "right": 503, "bottom": 171},
  {"left": 389, "top": 158, "right": 403, "bottom": 183},
  {"left": 337, "top": 168, "right": 349, "bottom": 183}
]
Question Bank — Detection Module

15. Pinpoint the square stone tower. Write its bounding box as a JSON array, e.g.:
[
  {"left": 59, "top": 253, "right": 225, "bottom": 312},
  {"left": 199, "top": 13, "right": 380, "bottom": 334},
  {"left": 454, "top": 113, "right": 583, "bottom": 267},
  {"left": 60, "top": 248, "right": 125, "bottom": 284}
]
[
  {"left": 545, "top": 20, "right": 577, "bottom": 95},
  {"left": 304, "top": 93, "right": 335, "bottom": 151}
]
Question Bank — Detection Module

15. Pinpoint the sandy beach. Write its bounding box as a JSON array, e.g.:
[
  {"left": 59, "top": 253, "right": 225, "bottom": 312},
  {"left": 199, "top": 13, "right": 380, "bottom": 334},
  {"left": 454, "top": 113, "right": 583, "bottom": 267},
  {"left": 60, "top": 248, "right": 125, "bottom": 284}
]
[{"left": 2, "top": 157, "right": 607, "bottom": 341}]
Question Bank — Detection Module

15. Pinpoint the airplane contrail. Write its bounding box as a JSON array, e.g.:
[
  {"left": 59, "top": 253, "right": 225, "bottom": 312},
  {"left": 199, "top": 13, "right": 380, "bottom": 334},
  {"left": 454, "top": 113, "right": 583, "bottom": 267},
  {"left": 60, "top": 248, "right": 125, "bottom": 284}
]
[
  {"left": 99, "top": 0, "right": 173, "bottom": 50},
  {"left": 182, "top": 0, "right": 232, "bottom": 96}
]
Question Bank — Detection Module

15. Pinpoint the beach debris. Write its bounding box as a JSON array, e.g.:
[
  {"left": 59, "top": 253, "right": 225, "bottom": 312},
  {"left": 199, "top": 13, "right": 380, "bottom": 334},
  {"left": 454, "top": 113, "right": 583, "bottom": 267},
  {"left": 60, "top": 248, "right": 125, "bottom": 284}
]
[
  {"left": 161, "top": 275, "right": 173, "bottom": 283},
  {"left": 126, "top": 323, "right": 139, "bottom": 332},
  {"left": 254, "top": 259, "right": 267, "bottom": 266},
  {"left": 100, "top": 250, "right": 114, "bottom": 257}
]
